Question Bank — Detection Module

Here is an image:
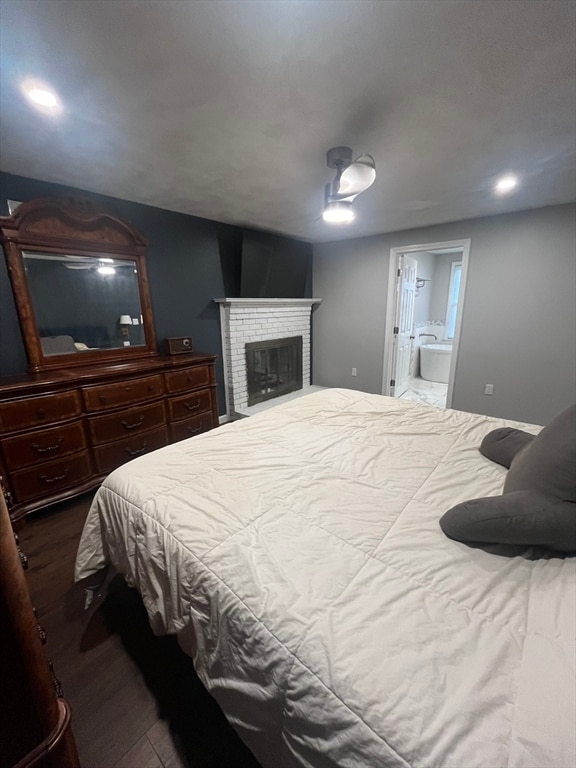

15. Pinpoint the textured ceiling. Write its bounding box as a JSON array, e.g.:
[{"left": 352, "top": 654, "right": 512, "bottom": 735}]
[{"left": 0, "top": 0, "right": 574, "bottom": 242}]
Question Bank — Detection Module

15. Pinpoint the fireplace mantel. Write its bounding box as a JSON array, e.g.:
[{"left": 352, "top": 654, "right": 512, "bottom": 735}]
[{"left": 214, "top": 298, "right": 322, "bottom": 308}]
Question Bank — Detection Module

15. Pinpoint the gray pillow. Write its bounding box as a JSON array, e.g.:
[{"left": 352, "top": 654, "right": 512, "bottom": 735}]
[
  {"left": 479, "top": 427, "right": 534, "bottom": 469},
  {"left": 504, "top": 405, "right": 576, "bottom": 502},
  {"left": 440, "top": 492, "right": 575, "bottom": 552},
  {"left": 440, "top": 405, "right": 576, "bottom": 553}
]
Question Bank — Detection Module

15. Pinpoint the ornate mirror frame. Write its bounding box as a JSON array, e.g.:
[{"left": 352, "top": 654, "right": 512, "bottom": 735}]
[{"left": 0, "top": 196, "right": 158, "bottom": 373}]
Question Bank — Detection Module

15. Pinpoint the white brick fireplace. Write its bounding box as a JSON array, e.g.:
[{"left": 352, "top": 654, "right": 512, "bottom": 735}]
[{"left": 215, "top": 298, "right": 322, "bottom": 418}]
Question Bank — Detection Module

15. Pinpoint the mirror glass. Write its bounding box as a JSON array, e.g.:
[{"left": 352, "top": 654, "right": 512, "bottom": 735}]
[{"left": 23, "top": 251, "right": 146, "bottom": 356}]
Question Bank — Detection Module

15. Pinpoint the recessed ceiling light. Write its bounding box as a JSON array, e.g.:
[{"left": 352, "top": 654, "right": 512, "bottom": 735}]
[
  {"left": 494, "top": 174, "right": 519, "bottom": 196},
  {"left": 28, "top": 88, "right": 57, "bottom": 107},
  {"left": 22, "top": 80, "right": 62, "bottom": 114}
]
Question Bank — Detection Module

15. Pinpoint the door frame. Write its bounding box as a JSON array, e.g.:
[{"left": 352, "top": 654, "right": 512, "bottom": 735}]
[
  {"left": 382, "top": 238, "right": 471, "bottom": 408},
  {"left": 390, "top": 253, "right": 418, "bottom": 398}
]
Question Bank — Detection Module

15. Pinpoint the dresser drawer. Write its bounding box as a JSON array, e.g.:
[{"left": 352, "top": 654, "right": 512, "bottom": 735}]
[
  {"left": 93, "top": 426, "right": 168, "bottom": 474},
  {"left": 88, "top": 401, "right": 166, "bottom": 446},
  {"left": 0, "top": 391, "right": 81, "bottom": 432},
  {"left": 164, "top": 365, "right": 212, "bottom": 395},
  {"left": 1, "top": 420, "right": 86, "bottom": 471},
  {"left": 170, "top": 413, "right": 214, "bottom": 443},
  {"left": 167, "top": 389, "right": 213, "bottom": 422},
  {"left": 83, "top": 375, "right": 164, "bottom": 413},
  {"left": 10, "top": 452, "right": 92, "bottom": 503}
]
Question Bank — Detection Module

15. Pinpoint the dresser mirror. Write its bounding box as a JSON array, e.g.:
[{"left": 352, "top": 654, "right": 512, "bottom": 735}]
[
  {"left": 23, "top": 251, "right": 146, "bottom": 354},
  {"left": 0, "top": 196, "right": 157, "bottom": 372}
]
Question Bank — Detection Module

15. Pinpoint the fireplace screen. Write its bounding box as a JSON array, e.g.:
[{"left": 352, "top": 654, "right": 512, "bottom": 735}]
[{"left": 246, "top": 336, "right": 303, "bottom": 406}]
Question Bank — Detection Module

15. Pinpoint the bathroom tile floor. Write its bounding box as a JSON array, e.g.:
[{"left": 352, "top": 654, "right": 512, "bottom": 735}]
[{"left": 398, "top": 377, "right": 448, "bottom": 408}]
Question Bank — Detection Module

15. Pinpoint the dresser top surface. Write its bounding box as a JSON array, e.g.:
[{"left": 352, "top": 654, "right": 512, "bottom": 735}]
[{"left": 0, "top": 353, "right": 217, "bottom": 399}]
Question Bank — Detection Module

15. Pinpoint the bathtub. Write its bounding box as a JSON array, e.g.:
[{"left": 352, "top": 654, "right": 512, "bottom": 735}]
[{"left": 420, "top": 343, "right": 452, "bottom": 384}]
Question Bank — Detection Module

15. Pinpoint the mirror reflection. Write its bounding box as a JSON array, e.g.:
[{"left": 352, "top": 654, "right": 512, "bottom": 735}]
[{"left": 23, "top": 251, "right": 146, "bottom": 356}]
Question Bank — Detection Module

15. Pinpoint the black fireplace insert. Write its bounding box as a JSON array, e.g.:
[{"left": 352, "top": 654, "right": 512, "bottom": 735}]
[{"left": 245, "top": 336, "right": 303, "bottom": 406}]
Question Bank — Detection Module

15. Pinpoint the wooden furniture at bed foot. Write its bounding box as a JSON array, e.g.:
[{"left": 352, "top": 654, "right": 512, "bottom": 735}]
[
  {"left": 0, "top": 353, "right": 219, "bottom": 521},
  {"left": 0, "top": 491, "right": 80, "bottom": 768}
]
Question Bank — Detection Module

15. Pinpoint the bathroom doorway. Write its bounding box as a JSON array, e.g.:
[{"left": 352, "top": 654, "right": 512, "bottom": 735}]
[{"left": 382, "top": 239, "right": 470, "bottom": 409}]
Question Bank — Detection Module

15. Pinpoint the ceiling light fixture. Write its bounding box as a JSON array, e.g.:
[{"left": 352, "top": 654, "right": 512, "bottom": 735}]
[
  {"left": 322, "top": 201, "right": 355, "bottom": 224},
  {"left": 494, "top": 174, "right": 518, "bottom": 196},
  {"left": 322, "top": 146, "right": 376, "bottom": 225},
  {"left": 22, "top": 80, "right": 62, "bottom": 114},
  {"left": 97, "top": 265, "right": 116, "bottom": 276}
]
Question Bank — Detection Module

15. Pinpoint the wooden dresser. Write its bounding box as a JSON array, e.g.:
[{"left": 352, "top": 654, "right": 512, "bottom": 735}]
[
  {"left": 0, "top": 489, "right": 80, "bottom": 768},
  {"left": 0, "top": 353, "right": 218, "bottom": 521}
]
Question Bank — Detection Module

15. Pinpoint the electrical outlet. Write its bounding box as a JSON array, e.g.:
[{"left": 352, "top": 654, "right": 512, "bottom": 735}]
[
  {"left": 351, "top": 367, "right": 357, "bottom": 377},
  {"left": 484, "top": 384, "right": 494, "bottom": 395}
]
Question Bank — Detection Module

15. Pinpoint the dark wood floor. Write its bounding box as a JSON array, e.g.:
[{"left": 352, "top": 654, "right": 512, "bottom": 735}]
[{"left": 19, "top": 494, "right": 262, "bottom": 768}]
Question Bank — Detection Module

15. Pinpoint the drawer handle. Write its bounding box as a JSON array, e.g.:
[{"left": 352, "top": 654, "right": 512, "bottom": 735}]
[
  {"left": 2, "top": 482, "right": 13, "bottom": 507},
  {"left": 186, "top": 425, "right": 203, "bottom": 436},
  {"left": 32, "top": 610, "right": 46, "bottom": 643},
  {"left": 18, "top": 546, "right": 29, "bottom": 571},
  {"left": 36, "top": 408, "right": 46, "bottom": 419},
  {"left": 49, "top": 660, "right": 63, "bottom": 699},
  {"left": 184, "top": 399, "right": 201, "bottom": 411},
  {"left": 124, "top": 386, "right": 132, "bottom": 392},
  {"left": 40, "top": 468, "right": 70, "bottom": 485},
  {"left": 99, "top": 395, "right": 107, "bottom": 404},
  {"left": 125, "top": 442, "right": 148, "bottom": 457},
  {"left": 121, "top": 415, "right": 145, "bottom": 430},
  {"left": 37, "top": 623, "right": 47, "bottom": 645},
  {"left": 148, "top": 384, "right": 155, "bottom": 392},
  {"left": 31, "top": 437, "right": 64, "bottom": 454}
]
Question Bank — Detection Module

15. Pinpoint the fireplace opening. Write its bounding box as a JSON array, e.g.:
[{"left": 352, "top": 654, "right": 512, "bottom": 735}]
[{"left": 246, "top": 336, "right": 303, "bottom": 406}]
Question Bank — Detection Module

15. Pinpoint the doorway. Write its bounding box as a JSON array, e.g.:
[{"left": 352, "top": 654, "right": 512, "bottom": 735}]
[{"left": 382, "top": 239, "right": 470, "bottom": 409}]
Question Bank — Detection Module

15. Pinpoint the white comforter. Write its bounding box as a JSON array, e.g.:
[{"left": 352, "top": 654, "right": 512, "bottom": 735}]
[{"left": 75, "top": 389, "right": 576, "bottom": 768}]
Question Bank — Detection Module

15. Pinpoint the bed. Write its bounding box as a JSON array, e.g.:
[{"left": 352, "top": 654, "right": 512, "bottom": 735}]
[{"left": 74, "top": 388, "right": 576, "bottom": 768}]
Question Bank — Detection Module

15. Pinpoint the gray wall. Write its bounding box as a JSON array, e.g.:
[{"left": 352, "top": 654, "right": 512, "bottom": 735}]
[
  {"left": 312, "top": 203, "right": 576, "bottom": 425},
  {"left": 312, "top": 236, "right": 389, "bottom": 397}
]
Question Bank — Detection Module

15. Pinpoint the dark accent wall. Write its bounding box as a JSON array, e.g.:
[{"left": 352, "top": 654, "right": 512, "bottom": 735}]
[{"left": 0, "top": 172, "right": 313, "bottom": 415}]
